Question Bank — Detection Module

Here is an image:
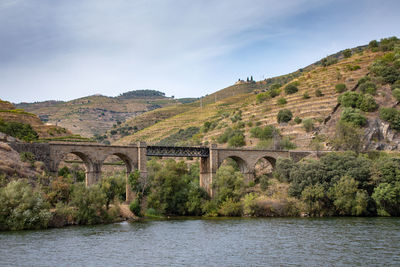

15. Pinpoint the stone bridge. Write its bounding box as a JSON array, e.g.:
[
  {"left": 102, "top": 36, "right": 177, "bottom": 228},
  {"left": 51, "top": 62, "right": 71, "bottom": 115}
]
[{"left": 9, "top": 142, "right": 312, "bottom": 200}]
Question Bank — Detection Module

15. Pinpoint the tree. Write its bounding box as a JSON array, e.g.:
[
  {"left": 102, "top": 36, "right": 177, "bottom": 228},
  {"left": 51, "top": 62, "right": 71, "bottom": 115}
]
[
  {"left": 277, "top": 109, "right": 293, "bottom": 123},
  {"left": 0, "top": 180, "right": 51, "bottom": 230},
  {"left": 329, "top": 176, "right": 368, "bottom": 216},
  {"left": 331, "top": 121, "right": 363, "bottom": 153},
  {"left": 284, "top": 83, "right": 298, "bottom": 94},
  {"left": 372, "top": 182, "right": 400, "bottom": 216},
  {"left": 343, "top": 49, "right": 352, "bottom": 58}
]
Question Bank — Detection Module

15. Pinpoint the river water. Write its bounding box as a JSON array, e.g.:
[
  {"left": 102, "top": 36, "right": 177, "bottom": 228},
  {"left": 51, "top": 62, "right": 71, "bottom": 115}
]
[{"left": 1, "top": 217, "right": 399, "bottom": 266}]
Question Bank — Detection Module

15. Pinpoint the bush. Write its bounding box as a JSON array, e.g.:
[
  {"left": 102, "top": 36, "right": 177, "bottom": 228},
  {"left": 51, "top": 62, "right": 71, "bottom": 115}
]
[
  {"left": 302, "top": 119, "right": 314, "bottom": 132},
  {"left": 339, "top": 91, "right": 378, "bottom": 112},
  {"left": 213, "top": 165, "right": 245, "bottom": 204},
  {"left": 0, "top": 120, "right": 39, "bottom": 142},
  {"left": 217, "top": 128, "right": 243, "bottom": 144},
  {"left": 270, "top": 83, "right": 281, "bottom": 90},
  {"left": 277, "top": 97, "right": 287, "bottom": 105},
  {"left": 359, "top": 81, "right": 377, "bottom": 95},
  {"left": 20, "top": 151, "right": 35, "bottom": 165},
  {"left": 372, "top": 182, "right": 400, "bottom": 216},
  {"left": 0, "top": 180, "right": 51, "bottom": 230},
  {"left": 338, "top": 91, "right": 360, "bottom": 108},
  {"left": 369, "top": 40, "right": 379, "bottom": 49},
  {"left": 269, "top": 88, "right": 280, "bottom": 98},
  {"left": 315, "top": 89, "right": 323, "bottom": 97},
  {"left": 331, "top": 121, "right": 363, "bottom": 152},
  {"left": 129, "top": 198, "right": 142, "bottom": 217},
  {"left": 329, "top": 176, "right": 369, "bottom": 216},
  {"left": 284, "top": 83, "right": 298, "bottom": 94},
  {"left": 302, "top": 92, "right": 310, "bottom": 99},
  {"left": 370, "top": 60, "right": 400, "bottom": 84},
  {"left": 343, "top": 49, "right": 352, "bottom": 58},
  {"left": 357, "top": 94, "right": 378, "bottom": 112},
  {"left": 294, "top": 116, "right": 302, "bottom": 124},
  {"left": 357, "top": 76, "right": 371, "bottom": 86},
  {"left": 256, "top": 92, "right": 270, "bottom": 103},
  {"left": 277, "top": 109, "right": 293, "bottom": 123},
  {"left": 280, "top": 137, "right": 296, "bottom": 150},
  {"left": 391, "top": 80, "right": 400, "bottom": 90},
  {"left": 250, "top": 125, "right": 278, "bottom": 140},
  {"left": 218, "top": 198, "right": 242, "bottom": 216},
  {"left": 392, "top": 88, "right": 400, "bottom": 101},
  {"left": 321, "top": 57, "right": 338, "bottom": 66},
  {"left": 227, "top": 133, "right": 246, "bottom": 147},
  {"left": 335, "top": 83, "right": 347, "bottom": 93},
  {"left": 380, "top": 107, "right": 400, "bottom": 130},
  {"left": 70, "top": 184, "right": 109, "bottom": 225},
  {"left": 340, "top": 108, "right": 367, "bottom": 127}
]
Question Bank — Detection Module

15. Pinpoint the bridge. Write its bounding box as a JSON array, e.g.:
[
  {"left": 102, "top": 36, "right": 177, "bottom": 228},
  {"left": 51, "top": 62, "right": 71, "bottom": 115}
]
[{"left": 9, "top": 142, "right": 312, "bottom": 200}]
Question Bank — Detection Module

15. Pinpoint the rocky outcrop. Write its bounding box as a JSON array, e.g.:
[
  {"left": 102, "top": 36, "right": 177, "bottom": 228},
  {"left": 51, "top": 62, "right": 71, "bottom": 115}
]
[{"left": 363, "top": 118, "right": 399, "bottom": 150}]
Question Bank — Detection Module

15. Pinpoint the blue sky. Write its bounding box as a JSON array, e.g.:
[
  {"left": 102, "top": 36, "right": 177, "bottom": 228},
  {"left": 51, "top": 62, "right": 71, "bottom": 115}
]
[{"left": 1, "top": 0, "right": 399, "bottom": 103}]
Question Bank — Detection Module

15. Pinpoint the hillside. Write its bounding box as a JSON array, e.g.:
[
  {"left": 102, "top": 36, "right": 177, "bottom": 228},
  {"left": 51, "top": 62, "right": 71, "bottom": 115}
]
[
  {"left": 0, "top": 99, "right": 73, "bottom": 140},
  {"left": 16, "top": 90, "right": 182, "bottom": 138},
  {"left": 116, "top": 37, "right": 400, "bottom": 151}
]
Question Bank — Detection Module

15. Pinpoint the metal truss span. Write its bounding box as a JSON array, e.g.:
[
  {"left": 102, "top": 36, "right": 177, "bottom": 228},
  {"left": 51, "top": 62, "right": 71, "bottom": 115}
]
[{"left": 146, "top": 146, "right": 210, "bottom": 158}]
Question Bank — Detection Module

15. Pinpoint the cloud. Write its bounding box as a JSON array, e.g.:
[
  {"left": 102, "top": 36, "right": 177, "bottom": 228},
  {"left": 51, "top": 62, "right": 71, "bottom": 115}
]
[{"left": 0, "top": 0, "right": 399, "bottom": 102}]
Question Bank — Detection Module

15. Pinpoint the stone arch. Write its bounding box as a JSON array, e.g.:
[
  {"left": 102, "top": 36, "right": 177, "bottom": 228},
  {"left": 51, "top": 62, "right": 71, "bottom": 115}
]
[
  {"left": 218, "top": 155, "right": 250, "bottom": 173},
  {"left": 100, "top": 152, "right": 135, "bottom": 174},
  {"left": 54, "top": 150, "right": 95, "bottom": 186},
  {"left": 253, "top": 155, "right": 277, "bottom": 170},
  {"left": 252, "top": 155, "right": 277, "bottom": 183},
  {"left": 100, "top": 152, "right": 137, "bottom": 202}
]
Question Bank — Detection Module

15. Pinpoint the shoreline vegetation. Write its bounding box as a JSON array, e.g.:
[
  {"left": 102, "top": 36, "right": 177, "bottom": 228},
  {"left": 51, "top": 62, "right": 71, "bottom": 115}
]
[{"left": 1, "top": 150, "right": 400, "bottom": 231}]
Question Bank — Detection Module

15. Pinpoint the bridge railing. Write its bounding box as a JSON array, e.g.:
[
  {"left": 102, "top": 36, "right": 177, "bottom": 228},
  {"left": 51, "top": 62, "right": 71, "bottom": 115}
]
[{"left": 146, "top": 146, "right": 210, "bottom": 158}]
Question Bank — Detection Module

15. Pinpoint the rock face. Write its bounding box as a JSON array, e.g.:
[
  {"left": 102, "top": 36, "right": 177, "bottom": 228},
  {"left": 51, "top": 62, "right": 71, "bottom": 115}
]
[
  {"left": 0, "top": 141, "right": 44, "bottom": 179},
  {"left": 363, "top": 118, "right": 399, "bottom": 150}
]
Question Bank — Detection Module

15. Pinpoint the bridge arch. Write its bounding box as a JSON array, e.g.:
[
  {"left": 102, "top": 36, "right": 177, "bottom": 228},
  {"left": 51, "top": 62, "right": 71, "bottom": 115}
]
[
  {"left": 54, "top": 150, "right": 96, "bottom": 186},
  {"left": 218, "top": 155, "right": 250, "bottom": 174},
  {"left": 100, "top": 152, "right": 136, "bottom": 174}
]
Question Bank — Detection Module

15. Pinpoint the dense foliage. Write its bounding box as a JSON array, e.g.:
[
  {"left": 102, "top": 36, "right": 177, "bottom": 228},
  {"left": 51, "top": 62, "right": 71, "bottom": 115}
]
[
  {"left": 0, "top": 119, "right": 38, "bottom": 141},
  {"left": 117, "top": 89, "right": 166, "bottom": 99}
]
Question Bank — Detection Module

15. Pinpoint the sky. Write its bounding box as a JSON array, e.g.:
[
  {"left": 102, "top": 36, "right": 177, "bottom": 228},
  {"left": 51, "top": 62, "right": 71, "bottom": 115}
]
[{"left": 1, "top": 0, "right": 400, "bottom": 103}]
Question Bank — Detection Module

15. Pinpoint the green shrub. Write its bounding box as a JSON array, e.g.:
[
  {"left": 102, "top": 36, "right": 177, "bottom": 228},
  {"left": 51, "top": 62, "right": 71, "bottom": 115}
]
[
  {"left": 340, "top": 108, "right": 367, "bottom": 127},
  {"left": 372, "top": 182, "right": 400, "bottom": 216},
  {"left": 321, "top": 57, "right": 338, "bottom": 66},
  {"left": 227, "top": 133, "right": 246, "bottom": 147},
  {"left": 315, "top": 89, "right": 323, "bottom": 97},
  {"left": 346, "top": 65, "right": 361, "bottom": 71},
  {"left": 359, "top": 81, "right": 377, "bottom": 95},
  {"left": 339, "top": 91, "right": 377, "bottom": 112},
  {"left": 343, "top": 49, "right": 352, "bottom": 58},
  {"left": 213, "top": 165, "right": 245, "bottom": 203},
  {"left": 357, "top": 76, "right": 371, "bottom": 86},
  {"left": 250, "top": 125, "right": 278, "bottom": 140},
  {"left": 302, "top": 92, "right": 310, "bottom": 99},
  {"left": 391, "top": 80, "right": 400, "bottom": 90},
  {"left": 280, "top": 137, "right": 296, "bottom": 150},
  {"left": 335, "top": 83, "right": 347, "bottom": 93},
  {"left": 284, "top": 83, "right": 298, "bottom": 94},
  {"left": 277, "top": 97, "right": 287, "bottom": 105},
  {"left": 357, "top": 94, "right": 378, "bottom": 112},
  {"left": 370, "top": 60, "right": 400, "bottom": 84},
  {"left": 269, "top": 88, "right": 280, "bottom": 98},
  {"left": 331, "top": 121, "right": 363, "bottom": 152},
  {"left": 129, "top": 198, "right": 142, "bottom": 217},
  {"left": 0, "top": 120, "right": 39, "bottom": 142},
  {"left": 256, "top": 92, "right": 270, "bottom": 103},
  {"left": 369, "top": 40, "right": 379, "bottom": 49},
  {"left": 329, "top": 176, "right": 369, "bottom": 216},
  {"left": 380, "top": 107, "right": 400, "bottom": 130},
  {"left": 277, "top": 109, "right": 293, "bottom": 123},
  {"left": 0, "top": 180, "right": 51, "bottom": 230},
  {"left": 218, "top": 198, "right": 242, "bottom": 216},
  {"left": 270, "top": 83, "right": 282, "bottom": 90},
  {"left": 302, "top": 119, "right": 314, "bottom": 132},
  {"left": 217, "top": 128, "right": 243, "bottom": 144},
  {"left": 294, "top": 116, "right": 302, "bottom": 124},
  {"left": 392, "top": 88, "right": 400, "bottom": 101}
]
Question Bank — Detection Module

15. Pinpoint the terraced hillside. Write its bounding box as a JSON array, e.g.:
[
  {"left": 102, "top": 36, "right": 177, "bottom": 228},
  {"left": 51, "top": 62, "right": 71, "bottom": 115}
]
[
  {"left": 116, "top": 38, "right": 400, "bottom": 151},
  {"left": 0, "top": 100, "right": 73, "bottom": 139},
  {"left": 16, "top": 90, "right": 180, "bottom": 138}
]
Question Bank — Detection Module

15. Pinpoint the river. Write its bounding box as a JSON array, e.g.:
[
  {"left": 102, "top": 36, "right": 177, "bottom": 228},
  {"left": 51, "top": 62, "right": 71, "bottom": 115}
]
[{"left": 1, "top": 217, "right": 399, "bottom": 266}]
